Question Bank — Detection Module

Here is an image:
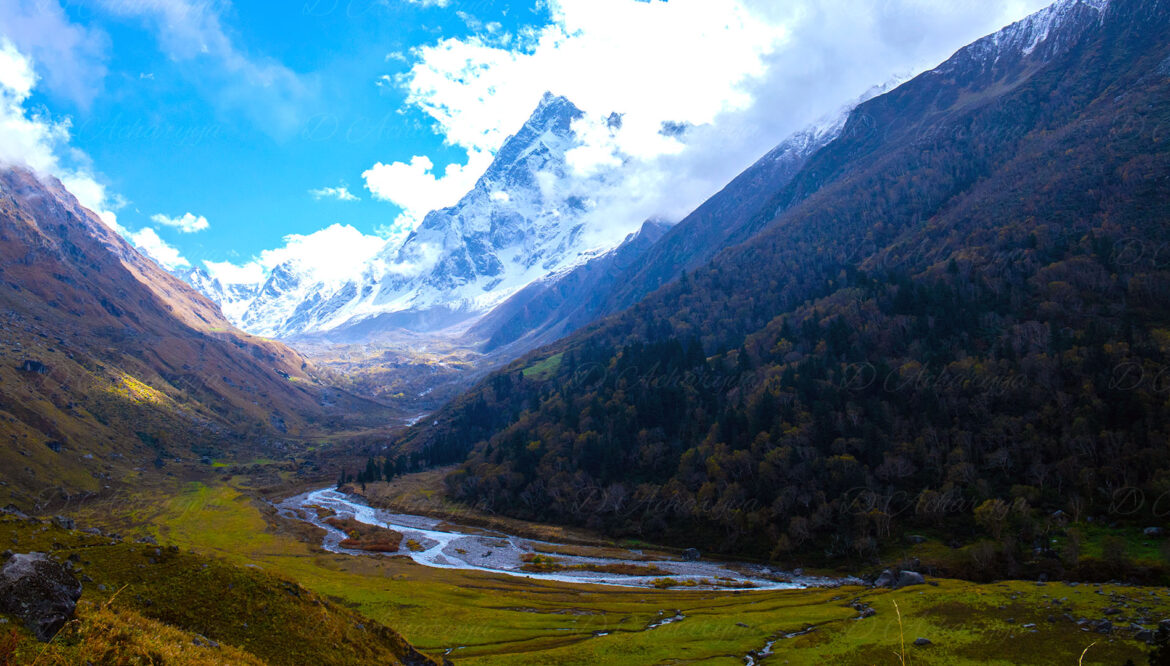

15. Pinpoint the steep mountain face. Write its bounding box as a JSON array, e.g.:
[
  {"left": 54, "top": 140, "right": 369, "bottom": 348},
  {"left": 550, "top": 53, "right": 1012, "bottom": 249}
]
[
  {"left": 466, "top": 105, "right": 863, "bottom": 355},
  {"left": 175, "top": 266, "right": 262, "bottom": 323},
  {"left": 0, "top": 168, "right": 391, "bottom": 507},
  {"left": 387, "top": 0, "right": 1170, "bottom": 566},
  {"left": 466, "top": 219, "right": 671, "bottom": 354},
  {"left": 192, "top": 94, "right": 644, "bottom": 341},
  {"left": 598, "top": 110, "right": 850, "bottom": 316},
  {"left": 359, "top": 94, "right": 597, "bottom": 319}
]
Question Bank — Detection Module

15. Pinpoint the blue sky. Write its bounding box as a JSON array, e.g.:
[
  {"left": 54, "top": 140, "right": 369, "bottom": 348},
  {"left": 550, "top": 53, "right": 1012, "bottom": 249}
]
[
  {"left": 16, "top": 1, "right": 552, "bottom": 269},
  {"left": 0, "top": 0, "right": 1053, "bottom": 284}
]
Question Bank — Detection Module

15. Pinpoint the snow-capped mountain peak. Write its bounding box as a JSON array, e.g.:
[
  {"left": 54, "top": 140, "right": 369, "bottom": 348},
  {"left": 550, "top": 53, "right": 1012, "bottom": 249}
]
[{"left": 188, "top": 93, "right": 646, "bottom": 340}]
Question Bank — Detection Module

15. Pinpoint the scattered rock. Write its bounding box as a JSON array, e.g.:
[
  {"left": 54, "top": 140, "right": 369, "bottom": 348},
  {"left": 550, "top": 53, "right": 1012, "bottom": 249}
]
[
  {"left": 874, "top": 569, "right": 927, "bottom": 589},
  {"left": 1144, "top": 527, "right": 1164, "bottom": 538},
  {"left": 897, "top": 571, "right": 926, "bottom": 588},
  {"left": 18, "top": 359, "right": 49, "bottom": 375},
  {"left": 1103, "top": 608, "right": 1120, "bottom": 616},
  {"left": 193, "top": 635, "right": 221, "bottom": 649},
  {"left": 906, "top": 535, "right": 927, "bottom": 545},
  {"left": 44, "top": 441, "right": 62, "bottom": 454},
  {"left": 0, "top": 553, "right": 83, "bottom": 641},
  {"left": 913, "top": 638, "right": 932, "bottom": 647},
  {"left": 849, "top": 600, "right": 876, "bottom": 619},
  {"left": 682, "top": 548, "right": 701, "bottom": 562},
  {"left": 269, "top": 414, "right": 288, "bottom": 434},
  {"left": 51, "top": 516, "right": 75, "bottom": 531},
  {"left": 0, "top": 505, "right": 28, "bottom": 520}
]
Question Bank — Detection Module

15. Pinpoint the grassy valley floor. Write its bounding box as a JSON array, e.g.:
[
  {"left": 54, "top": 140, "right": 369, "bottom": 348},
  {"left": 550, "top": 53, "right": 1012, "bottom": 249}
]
[{"left": 20, "top": 478, "right": 1160, "bottom": 665}]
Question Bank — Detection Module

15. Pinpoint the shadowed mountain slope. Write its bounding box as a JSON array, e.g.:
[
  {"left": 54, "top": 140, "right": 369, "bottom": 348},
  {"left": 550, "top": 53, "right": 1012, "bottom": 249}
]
[{"left": 381, "top": 0, "right": 1170, "bottom": 564}]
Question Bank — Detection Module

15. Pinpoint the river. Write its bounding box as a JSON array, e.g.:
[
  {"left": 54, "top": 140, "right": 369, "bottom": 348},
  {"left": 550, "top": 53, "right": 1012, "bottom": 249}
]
[{"left": 278, "top": 488, "right": 858, "bottom": 591}]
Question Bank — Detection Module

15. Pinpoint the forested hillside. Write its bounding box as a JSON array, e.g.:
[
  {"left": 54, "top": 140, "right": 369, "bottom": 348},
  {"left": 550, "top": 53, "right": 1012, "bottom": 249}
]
[{"left": 384, "top": 0, "right": 1170, "bottom": 573}]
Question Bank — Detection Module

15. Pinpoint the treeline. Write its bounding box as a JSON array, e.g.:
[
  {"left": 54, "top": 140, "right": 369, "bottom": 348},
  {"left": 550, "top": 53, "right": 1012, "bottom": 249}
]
[{"left": 338, "top": 453, "right": 425, "bottom": 488}]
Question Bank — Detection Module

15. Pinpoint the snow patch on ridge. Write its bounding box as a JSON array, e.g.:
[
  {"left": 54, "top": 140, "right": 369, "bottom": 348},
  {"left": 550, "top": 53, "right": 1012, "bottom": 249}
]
[{"left": 936, "top": 0, "right": 1109, "bottom": 72}]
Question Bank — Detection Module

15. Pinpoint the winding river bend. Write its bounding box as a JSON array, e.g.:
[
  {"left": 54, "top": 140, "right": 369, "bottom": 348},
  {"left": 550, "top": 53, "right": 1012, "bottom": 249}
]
[{"left": 279, "top": 488, "right": 857, "bottom": 591}]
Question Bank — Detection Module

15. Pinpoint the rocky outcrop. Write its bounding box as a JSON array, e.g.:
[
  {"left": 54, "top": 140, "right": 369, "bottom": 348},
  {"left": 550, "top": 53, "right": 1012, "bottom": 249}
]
[
  {"left": 873, "top": 569, "right": 926, "bottom": 589},
  {"left": 0, "top": 553, "right": 83, "bottom": 641}
]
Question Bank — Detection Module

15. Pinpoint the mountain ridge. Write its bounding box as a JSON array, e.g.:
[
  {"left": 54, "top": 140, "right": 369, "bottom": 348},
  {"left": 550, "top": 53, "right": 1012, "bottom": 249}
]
[
  {"left": 0, "top": 166, "right": 396, "bottom": 507},
  {"left": 379, "top": 0, "right": 1170, "bottom": 566},
  {"left": 188, "top": 93, "right": 649, "bottom": 342}
]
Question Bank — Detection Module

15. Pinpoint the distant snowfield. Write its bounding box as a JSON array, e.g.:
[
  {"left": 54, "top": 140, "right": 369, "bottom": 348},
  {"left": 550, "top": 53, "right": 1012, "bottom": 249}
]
[{"left": 279, "top": 488, "right": 859, "bottom": 591}]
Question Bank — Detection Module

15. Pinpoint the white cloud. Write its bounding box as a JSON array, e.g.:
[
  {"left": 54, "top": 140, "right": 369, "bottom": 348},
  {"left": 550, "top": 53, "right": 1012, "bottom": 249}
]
[
  {"left": 127, "top": 227, "right": 190, "bottom": 269},
  {"left": 202, "top": 258, "right": 264, "bottom": 285},
  {"left": 377, "top": 0, "right": 1054, "bottom": 248},
  {"left": 0, "top": 39, "right": 121, "bottom": 230},
  {"left": 203, "top": 224, "right": 385, "bottom": 288},
  {"left": 402, "top": 0, "right": 783, "bottom": 157},
  {"left": 362, "top": 149, "right": 493, "bottom": 243},
  {"left": 0, "top": 0, "right": 109, "bottom": 109},
  {"left": 0, "top": 39, "right": 201, "bottom": 274},
  {"left": 310, "top": 186, "right": 360, "bottom": 202},
  {"left": 151, "top": 212, "right": 210, "bottom": 233},
  {"left": 0, "top": 35, "right": 38, "bottom": 98}
]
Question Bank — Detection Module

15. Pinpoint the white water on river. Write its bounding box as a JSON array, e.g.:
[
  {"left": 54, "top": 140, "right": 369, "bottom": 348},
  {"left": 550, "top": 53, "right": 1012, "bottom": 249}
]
[{"left": 278, "top": 488, "right": 858, "bottom": 591}]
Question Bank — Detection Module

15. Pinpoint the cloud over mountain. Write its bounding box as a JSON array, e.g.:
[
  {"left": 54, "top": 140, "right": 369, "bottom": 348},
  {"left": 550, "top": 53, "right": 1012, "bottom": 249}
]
[{"left": 377, "top": 0, "right": 1054, "bottom": 243}]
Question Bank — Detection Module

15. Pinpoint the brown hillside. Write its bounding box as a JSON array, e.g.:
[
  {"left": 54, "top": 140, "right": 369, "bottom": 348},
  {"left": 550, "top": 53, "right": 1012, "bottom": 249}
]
[{"left": 0, "top": 167, "right": 395, "bottom": 506}]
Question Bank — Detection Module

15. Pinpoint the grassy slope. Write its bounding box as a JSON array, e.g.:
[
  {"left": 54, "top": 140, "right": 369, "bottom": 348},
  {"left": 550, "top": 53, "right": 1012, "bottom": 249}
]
[
  {"left": 0, "top": 167, "right": 407, "bottom": 510},
  {"left": 66, "top": 481, "right": 1168, "bottom": 665},
  {"left": 0, "top": 513, "right": 437, "bottom": 665},
  {"left": 3, "top": 604, "right": 268, "bottom": 666}
]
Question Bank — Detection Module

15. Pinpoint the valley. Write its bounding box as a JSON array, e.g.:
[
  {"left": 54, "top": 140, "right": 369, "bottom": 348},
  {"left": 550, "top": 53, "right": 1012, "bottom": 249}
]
[
  {"left": 25, "top": 475, "right": 1168, "bottom": 665},
  {"left": 3, "top": 0, "right": 1170, "bottom": 663}
]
